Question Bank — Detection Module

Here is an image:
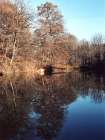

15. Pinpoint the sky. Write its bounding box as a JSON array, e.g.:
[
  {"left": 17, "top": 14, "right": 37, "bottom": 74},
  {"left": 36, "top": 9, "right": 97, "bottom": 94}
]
[{"left": 26, "top": 0, "right": 105, "bottom": 40}]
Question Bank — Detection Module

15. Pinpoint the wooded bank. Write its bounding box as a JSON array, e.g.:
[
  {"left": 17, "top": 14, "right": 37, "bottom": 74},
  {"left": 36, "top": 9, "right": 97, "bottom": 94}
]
[{"left": 0, "top": 0, "right": 105, "bottom": 76}]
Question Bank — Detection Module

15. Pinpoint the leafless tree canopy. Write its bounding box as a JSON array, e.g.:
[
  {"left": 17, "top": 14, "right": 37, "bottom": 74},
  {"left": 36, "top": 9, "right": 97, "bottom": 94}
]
[
  {"left": 0, "top": 0, "right": 33, "bottom": 64},
  {"left": 34, "top": 2, "right": 64, "bottom": 48}
]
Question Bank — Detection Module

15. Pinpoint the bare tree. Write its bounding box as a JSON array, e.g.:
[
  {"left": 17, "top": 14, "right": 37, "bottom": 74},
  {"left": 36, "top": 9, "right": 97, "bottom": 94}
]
[
  {"left": 91, "top": 34, "right": 104, "bottom": 62},
  {"left": 0, "top": 0, "right": 33, "bottom": 64},
  {"left": 34, "top": 2, "right": 64, "bottom": 48}
]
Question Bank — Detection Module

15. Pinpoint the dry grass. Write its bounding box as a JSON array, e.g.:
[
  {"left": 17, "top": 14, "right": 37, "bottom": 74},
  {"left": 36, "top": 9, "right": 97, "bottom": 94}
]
[
  {"left": 0, "top": 61, "right": 74, "bottom": 77},
  {"left": 0, "top": 60, "right": 39, "bottom": 77}
]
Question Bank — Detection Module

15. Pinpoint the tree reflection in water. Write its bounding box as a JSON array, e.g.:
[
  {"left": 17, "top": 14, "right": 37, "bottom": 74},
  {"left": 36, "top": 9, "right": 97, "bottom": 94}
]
[{"left": 0, "top": 71, "right": 105, "bottom": 140}]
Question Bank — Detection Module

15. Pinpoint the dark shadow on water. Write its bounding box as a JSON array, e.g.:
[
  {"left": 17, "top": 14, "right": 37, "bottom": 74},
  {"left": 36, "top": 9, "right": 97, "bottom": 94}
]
[{"left": 53, "top": 72, "right": 66, "bottom": 75}]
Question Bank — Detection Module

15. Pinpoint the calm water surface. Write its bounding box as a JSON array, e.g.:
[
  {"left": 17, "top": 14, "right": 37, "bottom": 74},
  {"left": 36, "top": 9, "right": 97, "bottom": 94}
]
[{"left": 0, "top": 71, "right": 105, "bottom": 140}]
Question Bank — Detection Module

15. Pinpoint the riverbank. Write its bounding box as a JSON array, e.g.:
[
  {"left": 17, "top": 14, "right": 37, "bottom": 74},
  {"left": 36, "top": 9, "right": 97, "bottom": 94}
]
[{"left": 0, "top": 60, "right": 75, "bottom": 77}]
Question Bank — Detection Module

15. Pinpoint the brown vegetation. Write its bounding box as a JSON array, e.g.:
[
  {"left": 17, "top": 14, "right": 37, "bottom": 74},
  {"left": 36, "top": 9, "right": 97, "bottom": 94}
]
[
  {"left": 0, "top": 0, "right": 105, "bottom": 76},
  {"left": 77, "top": 34, "right": 105, "bottom": 72}
]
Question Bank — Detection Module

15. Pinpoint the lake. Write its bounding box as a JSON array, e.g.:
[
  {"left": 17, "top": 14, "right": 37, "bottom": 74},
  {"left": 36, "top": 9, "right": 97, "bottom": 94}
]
[{"left": 0, "top": 71, "right": 105, "bottom": 140}]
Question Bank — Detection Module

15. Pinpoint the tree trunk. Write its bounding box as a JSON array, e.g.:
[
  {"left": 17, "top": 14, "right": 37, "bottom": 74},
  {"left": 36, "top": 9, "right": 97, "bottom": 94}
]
[{"left": 10, "top": 32, "right": 17, "bottom": 65}]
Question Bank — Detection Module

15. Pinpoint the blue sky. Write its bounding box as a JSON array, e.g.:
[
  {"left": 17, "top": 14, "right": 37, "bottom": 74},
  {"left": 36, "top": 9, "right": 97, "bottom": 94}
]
[{"left": 26, "top": 0, "right": 105, "bottom": 40}]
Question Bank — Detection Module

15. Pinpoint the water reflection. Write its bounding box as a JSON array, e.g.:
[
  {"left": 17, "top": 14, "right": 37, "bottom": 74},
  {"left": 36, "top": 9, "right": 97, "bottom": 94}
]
[{"left": 0, "top": 71, "right": 105, "bottom": 140}]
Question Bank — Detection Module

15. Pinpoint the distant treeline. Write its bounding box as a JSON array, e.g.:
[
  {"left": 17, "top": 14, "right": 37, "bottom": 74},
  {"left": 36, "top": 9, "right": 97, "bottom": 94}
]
[{"left": 75, "top": 35, "right": 105, "bottom": 72}]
